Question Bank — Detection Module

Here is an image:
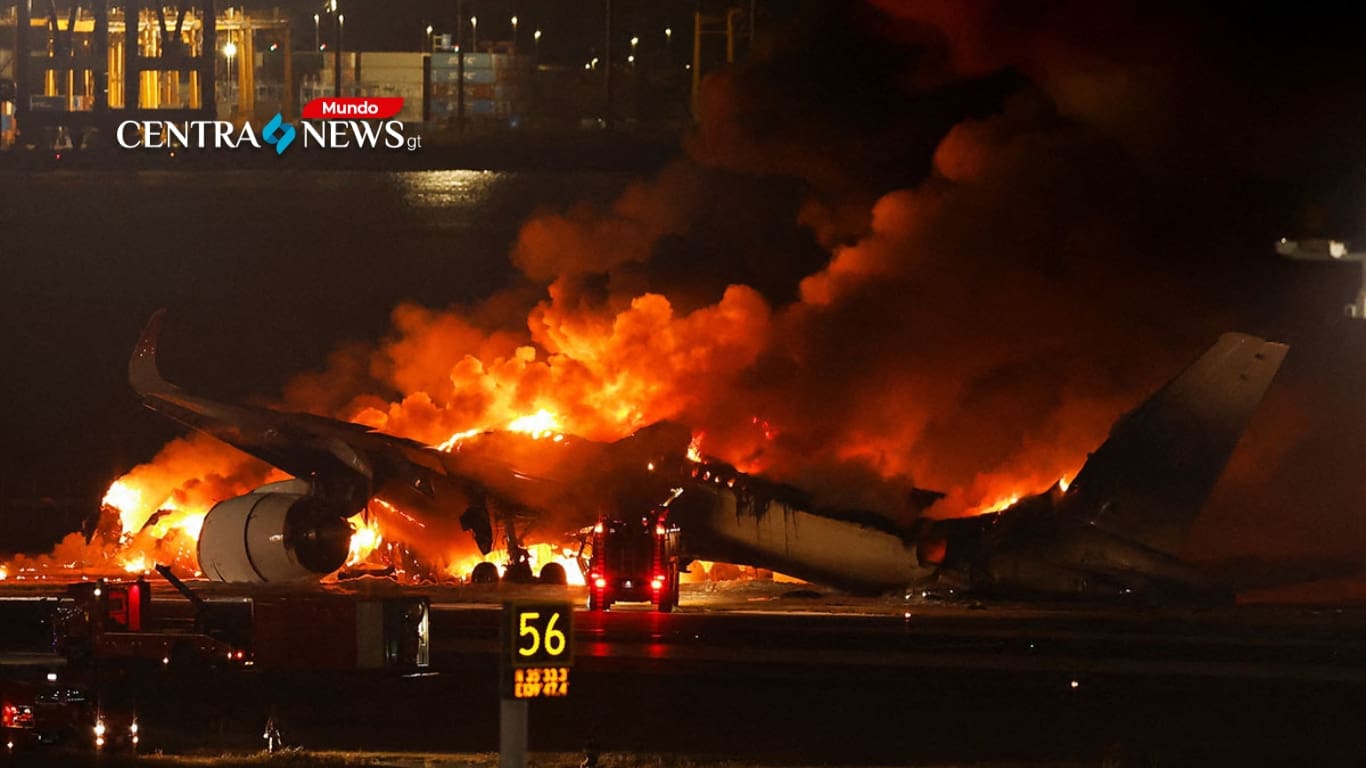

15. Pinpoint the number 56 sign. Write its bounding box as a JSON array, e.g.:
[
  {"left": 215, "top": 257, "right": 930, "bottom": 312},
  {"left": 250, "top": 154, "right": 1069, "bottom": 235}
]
[{"left": 504, "top": 602, "right": 574, "bottom": 670}]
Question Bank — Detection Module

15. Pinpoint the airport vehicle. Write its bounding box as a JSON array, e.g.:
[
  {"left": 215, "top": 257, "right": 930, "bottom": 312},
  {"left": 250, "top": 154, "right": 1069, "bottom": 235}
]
[
  {"left": 2, "top": 680, "right": 38, "bottom": 751},
  {"left": 35, "top": 681, "right": 138, "bottom": 753},
  {"left": 51, "top": 579, "right": 248, "bottom": 671},
  {"left": 49, "top": 571, "right": 428, "bottom": 673},
  {"left": 1, "top": 672, "right": 136, "bottom": 753},
  {"left": 152, "top": 564, "right": 429, "bottom": 671},
  {"left": 585, "top": 513, "right": 681, "bottom": 612},
  {"left": 250, "top": 594, "right": 430, "bottom": 671},
  {"left": 128, "top": 313, "right": 1292, "bottom": 601}
]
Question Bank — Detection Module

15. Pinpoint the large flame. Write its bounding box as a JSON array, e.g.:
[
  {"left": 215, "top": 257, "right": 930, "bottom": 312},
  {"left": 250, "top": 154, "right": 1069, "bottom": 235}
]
[{"left": 506, "top": 408, "right": 562, "bottom": 438}]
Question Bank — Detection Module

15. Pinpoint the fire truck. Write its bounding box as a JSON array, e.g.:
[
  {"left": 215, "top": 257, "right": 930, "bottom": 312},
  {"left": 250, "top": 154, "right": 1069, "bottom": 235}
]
[
  {"left": 584, "top": 510, "right": 682, "bottom": 612},
  {"left": 51, "top": 569, "right": 429, "bottom": 673},
  {"left": 52, "top": 576, "right": 249, "bottom": 672}
]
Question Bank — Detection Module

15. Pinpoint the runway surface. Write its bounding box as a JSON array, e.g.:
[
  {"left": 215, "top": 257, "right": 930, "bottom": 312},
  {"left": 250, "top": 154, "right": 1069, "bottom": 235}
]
[{"left": 5, "top": 581, "right": 1366, "bottom": 764}]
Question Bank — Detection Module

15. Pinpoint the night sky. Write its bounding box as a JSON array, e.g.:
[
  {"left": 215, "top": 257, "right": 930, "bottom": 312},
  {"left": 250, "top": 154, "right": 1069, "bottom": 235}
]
[{"left": 3, "top": 1, "right": 1366, "bottom": 562}]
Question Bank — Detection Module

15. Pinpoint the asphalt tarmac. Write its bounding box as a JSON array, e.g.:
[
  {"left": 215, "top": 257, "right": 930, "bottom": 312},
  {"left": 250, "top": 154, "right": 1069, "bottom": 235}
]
[{"left": 5, "top": 582, "right": 1366, "bottom": 765}]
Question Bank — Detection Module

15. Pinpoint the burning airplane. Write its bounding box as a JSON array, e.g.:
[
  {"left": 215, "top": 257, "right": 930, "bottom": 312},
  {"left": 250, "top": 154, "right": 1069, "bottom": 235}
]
[{"left": 123, "top": 310, "right": 1288, "bottom": 601}]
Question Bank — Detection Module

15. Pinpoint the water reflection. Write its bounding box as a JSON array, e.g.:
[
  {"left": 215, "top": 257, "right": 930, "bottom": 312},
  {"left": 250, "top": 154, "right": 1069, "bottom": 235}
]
[{"left": 389, "top": 169, "right": 504, "bottom": 209}]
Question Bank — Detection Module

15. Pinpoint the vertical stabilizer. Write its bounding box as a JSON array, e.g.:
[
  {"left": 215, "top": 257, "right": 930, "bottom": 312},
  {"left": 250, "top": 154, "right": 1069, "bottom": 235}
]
[{"left": 1069, "top": 333, "right": 1288, "bottom": 556}]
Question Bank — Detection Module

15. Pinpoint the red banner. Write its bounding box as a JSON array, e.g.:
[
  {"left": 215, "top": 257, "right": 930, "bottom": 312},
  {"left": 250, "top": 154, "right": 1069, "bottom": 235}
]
[{"left": 302, "top": 97, "right": 405, "bottom": 120}]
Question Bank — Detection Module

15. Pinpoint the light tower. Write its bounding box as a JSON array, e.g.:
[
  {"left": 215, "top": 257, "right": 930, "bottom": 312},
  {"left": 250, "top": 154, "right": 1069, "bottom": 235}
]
[{"left": 1277, "top": 238, "right": 1366, "bottom": 319}]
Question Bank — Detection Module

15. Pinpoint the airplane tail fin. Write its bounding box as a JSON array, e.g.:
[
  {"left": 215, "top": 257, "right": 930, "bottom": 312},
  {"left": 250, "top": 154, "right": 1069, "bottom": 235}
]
[
  {"left": 130, "top": 309, "right": 178, "bottom": 397},
  {"left": 1067, "top": 333, "right": 1288, "bottom": 557}
]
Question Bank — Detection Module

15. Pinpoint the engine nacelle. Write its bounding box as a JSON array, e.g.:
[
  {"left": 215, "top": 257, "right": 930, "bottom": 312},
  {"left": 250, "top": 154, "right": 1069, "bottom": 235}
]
[{"left": 198, "top": 486, "right": 353, "bottom": 583}]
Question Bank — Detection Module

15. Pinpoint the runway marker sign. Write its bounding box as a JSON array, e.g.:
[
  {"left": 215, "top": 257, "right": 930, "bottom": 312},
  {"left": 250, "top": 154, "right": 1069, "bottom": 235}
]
[{"left": 503, "top": 602, "right": 574, "bottom": 699}]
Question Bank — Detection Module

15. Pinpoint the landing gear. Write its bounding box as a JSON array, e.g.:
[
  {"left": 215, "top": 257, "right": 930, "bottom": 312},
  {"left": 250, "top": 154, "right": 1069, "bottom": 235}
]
[
  {"left": 539, "top": 562, "right": 568, "bottom": 585},
  {"left": 504, "top": 560, "right": 535, "bottom": 583},
  {"left": 470, "top": 562, "right": 499, "bottom": 584}
]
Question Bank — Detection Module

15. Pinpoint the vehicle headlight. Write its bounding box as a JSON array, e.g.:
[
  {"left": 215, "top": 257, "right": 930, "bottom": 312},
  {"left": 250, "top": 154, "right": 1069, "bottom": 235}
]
[
  {"left": 94, "top": 720, "right": 106, "bottom": 737},
  {"left": 130, "top": 721, "right": 139, "bottom": 734}
]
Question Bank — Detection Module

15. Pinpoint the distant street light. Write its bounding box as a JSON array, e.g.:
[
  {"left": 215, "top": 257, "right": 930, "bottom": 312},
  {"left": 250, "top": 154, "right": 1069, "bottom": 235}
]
[
  {"left": 511, "top": 15, "right": 518, "bottom": 41},
  {"left": 425, "top": 24, "right": 433, "bottom": 53},
  {"left": 534, "top": 28, "right": 542, "bottom": 56},
  {"left": 222, "top": 40, "right": 237, "bottom": 89},
  {"left": 337, "top": 13, "right": 345, "bottom": 95},
  {"left": 313, "top": 13, "right": 320, "bottom": 51},
  {"left": 470, "top": 16, "right": 478, "bottom": 49}
]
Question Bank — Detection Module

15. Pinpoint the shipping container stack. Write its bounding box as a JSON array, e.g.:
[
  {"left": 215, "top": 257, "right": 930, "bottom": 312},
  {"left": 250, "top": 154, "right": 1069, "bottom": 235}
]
[{"left": 428, "top": 46, "right": 534, "bottom": 129}]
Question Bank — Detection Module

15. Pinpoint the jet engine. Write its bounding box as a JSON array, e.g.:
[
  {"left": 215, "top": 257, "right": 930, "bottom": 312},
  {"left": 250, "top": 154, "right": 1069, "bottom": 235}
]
[{"left": 197, "top": 481, "right": 353, "bottom": 582}]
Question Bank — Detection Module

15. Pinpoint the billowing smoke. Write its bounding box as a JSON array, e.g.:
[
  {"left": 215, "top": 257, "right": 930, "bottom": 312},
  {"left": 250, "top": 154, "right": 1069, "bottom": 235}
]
[{"left": 47, "top": 1, "right": 1365, "bottom": 577}]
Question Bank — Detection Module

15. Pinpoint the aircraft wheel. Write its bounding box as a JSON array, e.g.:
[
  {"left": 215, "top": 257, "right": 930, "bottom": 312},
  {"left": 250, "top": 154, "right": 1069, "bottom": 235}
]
[
  {"left": 470, "top": 562, "right": 499, "bottom": 584},
  {"left": 539, "top": 562, "right": 567, "bottom": 585}
]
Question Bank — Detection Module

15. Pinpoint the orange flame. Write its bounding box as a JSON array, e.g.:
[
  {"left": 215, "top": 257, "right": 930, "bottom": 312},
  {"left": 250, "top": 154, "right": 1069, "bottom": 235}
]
[
  {"left": 686, "top": 433, "right": 704, "bottom": 463},
  {"left": 101, "top": 480, "right": 142, "bottom": 529},
  {"left": 346, "top": 513, "right": 383, "bottom": 567},
  {"left": 506, "top": 409, "right": 562, "bottom": 439},
  {"left": 120, "top": 553, "right": 150, "bottom": 575}
]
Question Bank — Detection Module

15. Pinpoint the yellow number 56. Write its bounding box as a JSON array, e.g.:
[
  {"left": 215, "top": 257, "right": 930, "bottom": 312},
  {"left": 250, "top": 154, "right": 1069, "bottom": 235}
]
[{"left": 518, "top": 611, "right": 567, "bottom": 657}]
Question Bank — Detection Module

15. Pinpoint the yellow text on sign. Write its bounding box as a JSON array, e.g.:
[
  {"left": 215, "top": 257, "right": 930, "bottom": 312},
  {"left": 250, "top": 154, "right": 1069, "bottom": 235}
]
[
  {"left": 516, "top": 610, "right": 568, "bottom": 659},
  {"left": 513, "top": 667, "right": 571, "bottom": 699}
]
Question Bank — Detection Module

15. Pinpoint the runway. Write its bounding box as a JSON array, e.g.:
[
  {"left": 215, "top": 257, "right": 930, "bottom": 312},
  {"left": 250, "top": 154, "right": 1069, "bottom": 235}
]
[{"left": 5, "top": 582, "right": 1366, "bottom": 764}]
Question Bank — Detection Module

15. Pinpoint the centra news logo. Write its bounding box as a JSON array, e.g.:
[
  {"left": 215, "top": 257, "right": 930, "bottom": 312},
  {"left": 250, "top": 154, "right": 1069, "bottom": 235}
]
[
  {"left": 261, "top": 113, "right": 296, "bottom": 155},
  {"left": 116, "top": 97, "right": 421, "bottom": 154}
]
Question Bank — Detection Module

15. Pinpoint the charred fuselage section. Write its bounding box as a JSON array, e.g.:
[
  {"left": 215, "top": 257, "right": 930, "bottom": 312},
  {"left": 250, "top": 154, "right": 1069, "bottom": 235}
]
[
  {"left": 912, "top": 488, "right": 1221, "bottom": 600},
  {"left": 662, "top": 333, "right": 1288, "bottom": 601}
]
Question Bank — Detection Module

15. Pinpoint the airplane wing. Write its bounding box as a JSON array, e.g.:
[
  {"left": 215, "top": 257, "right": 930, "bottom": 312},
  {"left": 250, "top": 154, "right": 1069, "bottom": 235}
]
[
  {"left": 130, "top": 310, "right": 447, "bottom": 510},
  {"left": 1068, "top": 333, "right": 1289, "bottom": 557},
  {"left": 128, "top": 312, "right": 672, "bottom": 548}
]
